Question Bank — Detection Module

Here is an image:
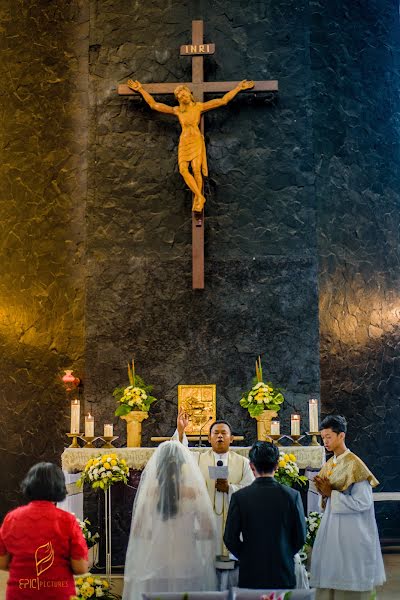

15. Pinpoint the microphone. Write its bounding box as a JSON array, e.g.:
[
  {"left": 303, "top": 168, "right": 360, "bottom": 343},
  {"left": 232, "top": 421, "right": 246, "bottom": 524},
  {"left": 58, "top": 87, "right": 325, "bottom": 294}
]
[
  {"left": 216, "top": 460, "right": 223, "bottom": 467},
  {"left": 197, "top": 416, "right": 212, "bottom": 447}
]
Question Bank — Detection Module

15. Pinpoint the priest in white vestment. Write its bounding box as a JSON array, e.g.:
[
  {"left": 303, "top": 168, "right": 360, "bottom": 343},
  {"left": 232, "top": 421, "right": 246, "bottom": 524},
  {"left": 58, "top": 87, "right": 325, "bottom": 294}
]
[
  {"left": 174, "top": 412, "right": 254, "bottom": 557},
  {"left": 310, "top": 415, "right": 386, "bottom": 600}
]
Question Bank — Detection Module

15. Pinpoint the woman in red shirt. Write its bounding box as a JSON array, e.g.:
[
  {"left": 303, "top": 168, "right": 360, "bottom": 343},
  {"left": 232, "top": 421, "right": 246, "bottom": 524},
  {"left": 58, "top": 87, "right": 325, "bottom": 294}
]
[{"left": 0, "top": 462, "right": 88, "bottom": 599}]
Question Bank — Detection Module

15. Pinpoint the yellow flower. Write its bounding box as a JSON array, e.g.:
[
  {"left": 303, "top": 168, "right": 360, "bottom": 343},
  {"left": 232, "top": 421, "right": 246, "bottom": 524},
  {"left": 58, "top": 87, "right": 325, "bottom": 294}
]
[
  {"left": 102, "top": 455, "right": 108, "bottom": 463},
  {"left": 103, "top": 580, "right": 109, "bottom": 588},
  {"left": 110, "top": 453, "right": 117, "bottom": 460},
  {"left": 86, "top": 576, "right": 94, "bottom": 585},
  {"left": 111, "top": 459, "right": 117, "bottom": 466},
  {"left": 284, "top": 454, "right": 290, "bottom": 461},
  {"left": 103, "top": 462, "right": 111, "bottom": 470},
  {"left": 76, "top": 577, "right": 83, "bottom": 585},
  {"left": 289, "top": 453, "right": 296, "bottom": 462},
  {"left": 278, "top": 460, "right": 286, "bottom": 468},
  {"left": 120, "top": 459, "right": 127, "bottom": 465}
]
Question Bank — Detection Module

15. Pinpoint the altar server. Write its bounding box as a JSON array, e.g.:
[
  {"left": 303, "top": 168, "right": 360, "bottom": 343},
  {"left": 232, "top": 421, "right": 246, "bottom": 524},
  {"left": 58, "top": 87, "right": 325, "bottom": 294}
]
[
  {"left": 175, "top": 412, "right": 254, "bottom": 556},
  {"left": 310, "top": 415, "right": 386, "bottom": 600}
]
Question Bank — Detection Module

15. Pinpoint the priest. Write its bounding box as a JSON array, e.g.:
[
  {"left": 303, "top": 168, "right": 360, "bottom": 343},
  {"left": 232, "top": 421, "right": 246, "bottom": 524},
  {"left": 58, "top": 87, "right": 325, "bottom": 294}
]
[
  {"left": 310, "top": 415, "right": 386, "bottom": 599},
  {"left": 174, "top": 411, "right": 254, "bottom": 557}
]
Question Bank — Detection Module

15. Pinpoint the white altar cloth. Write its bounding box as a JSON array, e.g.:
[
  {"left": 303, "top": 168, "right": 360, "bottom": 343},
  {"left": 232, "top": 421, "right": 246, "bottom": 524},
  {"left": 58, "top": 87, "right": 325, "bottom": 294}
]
[{"left": 61, "top": 445, "right": 325, "bottom": 473}]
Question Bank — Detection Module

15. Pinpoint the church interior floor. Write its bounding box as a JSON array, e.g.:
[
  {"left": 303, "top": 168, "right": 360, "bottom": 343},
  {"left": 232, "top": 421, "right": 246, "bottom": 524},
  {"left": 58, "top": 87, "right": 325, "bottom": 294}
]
[{"left": 0, "top": 554, "right": 398, "bottom": 598}]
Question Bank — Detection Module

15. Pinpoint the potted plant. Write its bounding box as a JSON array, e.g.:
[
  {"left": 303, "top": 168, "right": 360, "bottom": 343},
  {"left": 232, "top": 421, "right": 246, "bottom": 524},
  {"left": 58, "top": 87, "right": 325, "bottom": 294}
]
[
  {"left": 113, "top": 360, "right": 157, "bottom": 446},
  {"left": 239, "top": 356, "right": 284, "bottom": 439}
]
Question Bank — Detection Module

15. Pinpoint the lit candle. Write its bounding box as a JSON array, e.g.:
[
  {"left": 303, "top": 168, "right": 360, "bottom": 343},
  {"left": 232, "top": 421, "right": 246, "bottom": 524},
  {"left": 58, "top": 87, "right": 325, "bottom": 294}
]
[
  {"left": 104, "top": 423, "right": 113, "bottom": 437},
  {"left": 85, "top": 413, "right": 95, "bottom": 437},
  {"left": 291, "top": 413, "right": 301, "bottom": 436},
  {"left": 270, "top": 419, "right": 280, "bottom": 436},
  {"left": 309, "top": 398, "right": 319, "bottom": 433},
  {"left": 70, "top": 399, "right": 80, "bottom": 434}
]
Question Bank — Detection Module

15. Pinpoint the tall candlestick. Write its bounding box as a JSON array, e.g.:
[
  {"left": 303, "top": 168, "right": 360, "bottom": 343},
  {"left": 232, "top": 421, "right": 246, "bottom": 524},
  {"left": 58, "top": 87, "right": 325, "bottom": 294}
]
[
  {"left": 104, "top": 423, "right": 113, "bottom": 437},
  {"left": 70, "top": 399, "right": 80, "bottom": 434},
  {"left": 291, "top": 413, "right": 301, "bottom": 436},
  {"left": 270, "top": 419, "right": 280, "bottom": 436},
  {"left": 309, "top": 398, "right": 319, "bottom": 432},
  {"left": 85, "top": 413, "right": 95, "bottom": 437}
]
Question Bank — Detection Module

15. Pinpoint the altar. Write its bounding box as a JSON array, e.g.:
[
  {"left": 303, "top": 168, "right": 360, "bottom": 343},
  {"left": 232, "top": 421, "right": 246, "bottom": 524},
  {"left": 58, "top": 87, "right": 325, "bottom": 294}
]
[{"left": 60, "top": 444, "right": 325, "bottom": 570}]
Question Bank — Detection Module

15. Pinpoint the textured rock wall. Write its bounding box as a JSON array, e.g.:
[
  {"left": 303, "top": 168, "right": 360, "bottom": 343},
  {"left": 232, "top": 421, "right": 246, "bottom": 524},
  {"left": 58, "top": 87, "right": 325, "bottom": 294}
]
[
  {"left": 312, "top": 0, "right": 400, "bottom": 538},
  {"left": 0, "top": 1, "right": 88, "bottom": 518},
  {"left": 86, "top": 0, "right": 320, "bottom": 444}
]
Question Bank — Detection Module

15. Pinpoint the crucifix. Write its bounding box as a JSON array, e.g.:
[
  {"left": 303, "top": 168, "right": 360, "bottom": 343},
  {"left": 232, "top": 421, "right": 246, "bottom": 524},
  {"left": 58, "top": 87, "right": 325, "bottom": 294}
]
[{"left": 118, "top": 20, "right": 278, "bottom": 289}]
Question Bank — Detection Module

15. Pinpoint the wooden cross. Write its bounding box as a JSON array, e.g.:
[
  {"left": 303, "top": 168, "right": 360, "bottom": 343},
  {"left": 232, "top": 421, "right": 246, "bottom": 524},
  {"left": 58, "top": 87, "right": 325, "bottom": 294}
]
[{"left": 118, "top": 20, "right": 278, "bottom": 290}]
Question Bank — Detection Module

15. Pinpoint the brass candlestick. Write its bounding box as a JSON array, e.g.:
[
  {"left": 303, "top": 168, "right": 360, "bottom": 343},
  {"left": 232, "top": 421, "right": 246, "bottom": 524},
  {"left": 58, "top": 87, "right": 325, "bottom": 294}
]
[
  {"left": 307, "top": 432, "right": 321, "bottom": 446},
  {"left": 288, "top": 434, "right": 305, "bottom": 446},
  {"left": 81, "top": 436, "right": 99, "bottom": 448},
  {"left": 265, "top": 434, "right": 282, "bottom": 446},
  {"left": 66, "top": 433, "right": 82, "bottom": 448},
  {"left": 100, "top": 436, "right": 119, "bottom": 449}
]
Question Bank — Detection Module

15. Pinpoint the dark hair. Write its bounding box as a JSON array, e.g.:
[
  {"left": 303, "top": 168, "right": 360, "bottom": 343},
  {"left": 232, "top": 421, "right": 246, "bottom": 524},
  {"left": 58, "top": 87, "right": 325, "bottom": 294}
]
[
  {"left": 249, "top": 441, "right": 280, "bottom": 474},
  {"left": 156, "top": 446, "right": 181, "bottom": 521},
  {"left": 320, "top": 415, "right": 347, "bottom": 434},
  {"left": 209, "top": 420, "right": 232, "bottom": 435},
  {"left": 21, "top": 462, "right": 67, "bottom": 502}
]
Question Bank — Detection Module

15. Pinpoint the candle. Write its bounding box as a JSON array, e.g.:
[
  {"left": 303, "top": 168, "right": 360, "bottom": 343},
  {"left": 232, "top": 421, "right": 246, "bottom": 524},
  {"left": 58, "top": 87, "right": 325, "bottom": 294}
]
[
  {"left": 70, "top": 399, "right": 80, "bottom": 434},
  {"left": 85, "top": 413, "right": 95, "bottom": 437},
  {"left": 291, "top": 413, "right": 301, "bottom": 436},
  {"left": 270, "top": 420, "right": 280, "bottom": 436},
  {"left": 104, "top": 423, "right": 113, "bottom": 437},
  {"left": 309, "top": 398, "right": 319, "bottom": 433}
]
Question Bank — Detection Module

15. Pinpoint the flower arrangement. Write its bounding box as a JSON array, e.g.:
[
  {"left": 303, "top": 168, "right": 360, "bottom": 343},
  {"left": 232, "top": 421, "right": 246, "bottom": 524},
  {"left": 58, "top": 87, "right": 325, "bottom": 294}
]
[
  {"left": 240, "top": 356, "right": 284, "bottom": 417},
  {"left": 77, "top": 454, "right": 129, "bottom": 492},
  {"left": 305, "top": 511, "right": 322, "bottom": 548},
  {"left": 71, "top": 575, "right": 121, "bottom": 599},
  {"left": 274, "top": 451, "right": 307, "bottom": 488},
  {"left": 260, "top": 593, "right": 291, "bottom": 600},
  {"left": 76, "top": 517, "right": 100, "bottom": 549},
  {"left": 114, "top": 360, "right": 157, "bottom": 417}
]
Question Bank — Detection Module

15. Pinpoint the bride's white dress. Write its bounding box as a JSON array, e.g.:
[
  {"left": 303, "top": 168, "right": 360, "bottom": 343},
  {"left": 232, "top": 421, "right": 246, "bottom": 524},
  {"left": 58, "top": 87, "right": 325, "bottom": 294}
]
[{"left": 123, "top": 441, "right": 217, "bottom": 600}]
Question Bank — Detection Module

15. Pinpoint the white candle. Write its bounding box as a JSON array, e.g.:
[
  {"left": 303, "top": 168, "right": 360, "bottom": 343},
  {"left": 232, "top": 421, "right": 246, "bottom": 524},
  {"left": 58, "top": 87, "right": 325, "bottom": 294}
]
[
  {"left": 309, "top": 398, "right": 319, "bottom": 433},
  {"left": 291, "top": 414, "right": 301, "bottom": 436},
  {"left": 104, "top": 424, "right": 113, "bottom": 437},
  {"left": 70, "top": 399, "right": 80, "bottom": 434},
  {"left": 270, "top": 420, "right": 280, "bottom": 436},
  {"left": 85, "top": 413, "right": 95, "bottom": 437}
]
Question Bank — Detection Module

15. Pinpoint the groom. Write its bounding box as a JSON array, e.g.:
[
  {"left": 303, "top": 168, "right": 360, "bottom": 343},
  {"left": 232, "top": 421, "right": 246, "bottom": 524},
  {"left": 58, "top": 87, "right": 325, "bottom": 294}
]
[{"left": 174, "top": 411, "right": 254, "bottom": 557}]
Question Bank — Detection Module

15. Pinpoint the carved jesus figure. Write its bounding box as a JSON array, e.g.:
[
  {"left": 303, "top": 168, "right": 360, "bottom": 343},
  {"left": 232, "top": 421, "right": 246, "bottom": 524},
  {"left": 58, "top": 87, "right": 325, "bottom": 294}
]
[{"left": 127, "top": 79, "right": 254, "bottom": 213}]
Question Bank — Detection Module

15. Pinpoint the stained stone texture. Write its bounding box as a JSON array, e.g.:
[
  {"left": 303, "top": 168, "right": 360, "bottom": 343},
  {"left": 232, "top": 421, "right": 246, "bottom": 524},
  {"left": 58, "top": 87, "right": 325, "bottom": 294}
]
[
  {"left": 86, "top": 0, "right": 320, "bottom": 447},
  {"left": 312, "top": 0, "right": 400, "bottom": 539},
  {"left": 0, "top": 1, "right": 88, "bottom": 519}
]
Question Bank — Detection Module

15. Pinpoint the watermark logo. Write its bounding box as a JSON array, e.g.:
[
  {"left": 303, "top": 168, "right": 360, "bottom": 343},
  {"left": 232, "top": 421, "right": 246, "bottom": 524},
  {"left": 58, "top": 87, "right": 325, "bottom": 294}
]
[{"left": 35, "top": 541, "right": 54, "bottom": 577}]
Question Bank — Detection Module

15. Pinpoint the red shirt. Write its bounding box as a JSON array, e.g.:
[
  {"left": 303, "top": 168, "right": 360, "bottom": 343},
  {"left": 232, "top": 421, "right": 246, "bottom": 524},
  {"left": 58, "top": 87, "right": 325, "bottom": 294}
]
[{"left": 0, "top": 501, "right": 88, "bottom": 600}]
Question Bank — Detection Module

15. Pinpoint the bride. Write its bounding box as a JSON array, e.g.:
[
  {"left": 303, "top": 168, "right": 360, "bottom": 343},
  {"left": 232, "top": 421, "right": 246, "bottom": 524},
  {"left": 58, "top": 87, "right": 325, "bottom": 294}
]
[{"left": 123, "top": 440, "right": 217, "bottom": 600}]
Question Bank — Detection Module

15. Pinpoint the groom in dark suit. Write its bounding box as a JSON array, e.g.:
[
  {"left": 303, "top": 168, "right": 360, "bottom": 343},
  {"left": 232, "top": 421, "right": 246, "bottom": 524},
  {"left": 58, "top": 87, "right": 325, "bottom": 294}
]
[{"left": 224, "top": 441, "right": 306, "bottom": 589}]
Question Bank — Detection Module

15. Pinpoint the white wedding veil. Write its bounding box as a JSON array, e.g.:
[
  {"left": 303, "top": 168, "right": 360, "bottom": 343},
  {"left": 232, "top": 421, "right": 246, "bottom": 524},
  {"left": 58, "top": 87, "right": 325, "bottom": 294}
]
[{"left": 123, "top": 440, "right": 217, "bottom": 600}]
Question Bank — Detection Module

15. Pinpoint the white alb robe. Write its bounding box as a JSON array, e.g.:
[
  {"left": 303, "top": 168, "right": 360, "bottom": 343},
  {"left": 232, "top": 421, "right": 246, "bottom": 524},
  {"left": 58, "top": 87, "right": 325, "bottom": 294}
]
[
  {"left": 172, "top": 431, "right": 254, "bottom": 556},
  {"left": 310, "top": 462, "right": 386, "bottom": 592}
]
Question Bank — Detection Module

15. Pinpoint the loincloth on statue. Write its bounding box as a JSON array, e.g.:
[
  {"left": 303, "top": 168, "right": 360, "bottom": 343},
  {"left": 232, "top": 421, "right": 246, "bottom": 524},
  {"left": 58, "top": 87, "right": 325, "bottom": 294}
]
[{"left": 178, "top": 130, "right": 208, "bottom": 176}]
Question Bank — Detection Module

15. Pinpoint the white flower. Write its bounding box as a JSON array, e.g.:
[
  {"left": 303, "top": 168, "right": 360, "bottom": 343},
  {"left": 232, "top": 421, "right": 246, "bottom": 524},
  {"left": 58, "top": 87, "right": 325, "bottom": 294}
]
[
  {"left": 95, "top": 586, "right": 104, "bottom": 597},
  {"left": 101, "top": 472, "right": 108, "bottom": 478},
  {"left": 107, "top": 471, "right": 113, "bottom": 477}
]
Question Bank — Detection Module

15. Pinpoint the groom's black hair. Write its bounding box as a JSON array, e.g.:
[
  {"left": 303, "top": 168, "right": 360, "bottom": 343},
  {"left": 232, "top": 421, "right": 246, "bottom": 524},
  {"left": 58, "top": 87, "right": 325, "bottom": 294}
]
[
  {"left": 209, "top": 420, "right": 233, "bottom": 434},
  {"left": 320, "top": 415, "right": 347, "bottom": 434},
  {"left": 249, "top": 441, "right": 279, "bottom": 474}
]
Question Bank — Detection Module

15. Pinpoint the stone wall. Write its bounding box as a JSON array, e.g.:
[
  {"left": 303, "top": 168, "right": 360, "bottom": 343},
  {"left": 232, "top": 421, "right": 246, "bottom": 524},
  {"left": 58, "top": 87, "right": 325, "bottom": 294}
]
[
  {"left": 0, "top": 0, "right": 88, "bottom": 518},
  {"left": 86, "top": 0, "right": 320, "bottom": 444},
  {"left": 312, "top": 0, "right": 400, "bottom": 538}
]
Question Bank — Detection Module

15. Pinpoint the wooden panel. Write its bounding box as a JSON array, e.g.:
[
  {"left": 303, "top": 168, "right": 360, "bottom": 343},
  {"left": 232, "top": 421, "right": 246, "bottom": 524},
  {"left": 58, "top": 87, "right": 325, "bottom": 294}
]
[{"left": 192, "top": 210, "right": 204, "bottom": 289}]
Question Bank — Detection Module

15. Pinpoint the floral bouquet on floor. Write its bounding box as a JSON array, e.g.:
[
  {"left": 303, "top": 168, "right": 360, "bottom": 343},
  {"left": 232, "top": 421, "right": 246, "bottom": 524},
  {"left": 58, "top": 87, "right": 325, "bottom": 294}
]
[
  {"left": 260, "top": 593, "right": 291, "bottom": 600},
  {"left": 113, "top": 359, "right": 157, "bottom": 417},
  {"left": 240, "top": 356, "right": 284, "bottom": 417},
  {"left": 274, "top": 451, "right": 307, "bottom": 488},
  {"left": 71, "top": 575, "right": 121, "bottom": 599},
  {"left": 76, "top": 517, "right": 100, "bottom": 549},
  {"left": 305, "top": 511, "right": 322, "bottom": 548},
  {"left": 77, "top": 454, "right": 129, "bottom": 492}
]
